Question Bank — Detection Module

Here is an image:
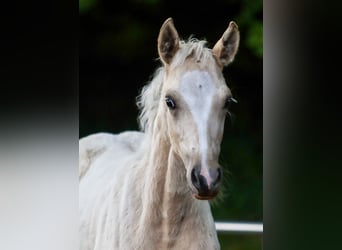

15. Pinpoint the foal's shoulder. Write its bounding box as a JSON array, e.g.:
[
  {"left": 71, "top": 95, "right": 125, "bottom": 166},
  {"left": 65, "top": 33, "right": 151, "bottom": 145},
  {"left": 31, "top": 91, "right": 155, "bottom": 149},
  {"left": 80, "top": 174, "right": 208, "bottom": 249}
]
[
  {"left": 115, "top": 131, "right": 145, "bottom": 150},
  {"left": 79, "top": 131, "right": 145, "bottom": 179},
  {"left": 80, "top": 131, "right": 144, "bottom": 148},
  {"left": 79, "top": 132, "right": 118, "bottom": 155},
  {"left": 79, "top": 132, "right": 117, "bottom": 179}
]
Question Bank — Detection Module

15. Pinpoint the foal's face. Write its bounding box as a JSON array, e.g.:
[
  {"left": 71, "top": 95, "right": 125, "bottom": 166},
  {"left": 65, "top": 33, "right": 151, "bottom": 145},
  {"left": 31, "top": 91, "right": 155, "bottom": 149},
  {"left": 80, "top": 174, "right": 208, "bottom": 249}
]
[
  {"left": 163, "top": 65, "right": 232, "bottom": 199},
  {"left": 157, "top": 18, "right": 239, "bottom": 200}
]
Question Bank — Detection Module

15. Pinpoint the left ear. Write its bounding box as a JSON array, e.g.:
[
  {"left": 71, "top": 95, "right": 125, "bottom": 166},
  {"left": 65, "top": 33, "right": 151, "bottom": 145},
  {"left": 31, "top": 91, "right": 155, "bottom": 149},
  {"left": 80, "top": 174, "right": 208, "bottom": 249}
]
[
  {"left": 212, "top": 21, "right": 240, "bottom": 67},
  {"left": 157, "top": 18, "right": 180, "bottom": 65}
]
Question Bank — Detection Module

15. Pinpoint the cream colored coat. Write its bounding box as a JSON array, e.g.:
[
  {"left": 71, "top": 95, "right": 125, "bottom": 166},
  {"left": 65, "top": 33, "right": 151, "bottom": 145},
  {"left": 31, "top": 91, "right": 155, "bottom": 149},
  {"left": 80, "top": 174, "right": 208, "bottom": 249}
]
[{"left": 79, "top": 18, "right": 240, "bottom": 250}]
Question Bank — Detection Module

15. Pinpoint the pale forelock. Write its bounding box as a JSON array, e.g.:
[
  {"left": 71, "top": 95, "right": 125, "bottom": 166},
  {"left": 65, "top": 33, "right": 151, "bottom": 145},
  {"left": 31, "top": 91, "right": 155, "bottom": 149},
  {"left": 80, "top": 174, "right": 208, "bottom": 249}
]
[
  {"left": 136, "top": 38, "right": 215, "bottom": 134},
  {"left": 169, "top": 38, "right": 215, "bottom": 70}
]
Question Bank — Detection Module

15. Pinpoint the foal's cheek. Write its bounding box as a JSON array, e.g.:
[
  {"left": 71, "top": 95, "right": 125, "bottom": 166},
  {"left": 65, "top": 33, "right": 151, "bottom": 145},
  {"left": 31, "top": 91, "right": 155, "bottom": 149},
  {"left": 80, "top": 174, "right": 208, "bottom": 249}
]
[{"left": 215, "top": 114, "right": 226, "bottom": 137}]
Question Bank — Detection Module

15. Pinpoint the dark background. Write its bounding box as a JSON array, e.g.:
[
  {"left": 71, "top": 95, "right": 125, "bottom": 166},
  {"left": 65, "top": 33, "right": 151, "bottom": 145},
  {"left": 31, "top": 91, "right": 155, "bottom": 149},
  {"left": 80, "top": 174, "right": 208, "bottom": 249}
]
[{"left": 80, "top": 0, "right": 262, "bottom": 249}]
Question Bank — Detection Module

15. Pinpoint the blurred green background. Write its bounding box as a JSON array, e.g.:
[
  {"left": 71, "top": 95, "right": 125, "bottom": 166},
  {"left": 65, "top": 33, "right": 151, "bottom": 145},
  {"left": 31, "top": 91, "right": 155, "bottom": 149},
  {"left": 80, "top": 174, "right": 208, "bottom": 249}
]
[{"left": 80, "top": 0, "right": 262, "bottom": 249}]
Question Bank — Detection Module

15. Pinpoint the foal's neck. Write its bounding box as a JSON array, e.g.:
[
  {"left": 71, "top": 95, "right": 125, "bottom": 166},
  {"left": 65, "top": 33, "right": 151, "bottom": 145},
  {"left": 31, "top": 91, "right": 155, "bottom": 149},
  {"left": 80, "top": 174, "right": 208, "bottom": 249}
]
[
  {"left": 140, "top": 116, "right": 211, "bottom": 248},
  {"left": 145, "top": 117, "right": 192, "bottom": 209}
]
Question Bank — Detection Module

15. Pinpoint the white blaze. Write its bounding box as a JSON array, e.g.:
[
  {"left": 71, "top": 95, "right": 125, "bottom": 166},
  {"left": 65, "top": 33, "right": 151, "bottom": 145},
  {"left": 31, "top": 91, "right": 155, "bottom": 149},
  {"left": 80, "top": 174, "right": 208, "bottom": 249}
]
[{"left": 179, "top": 70, "right": 215, "bottom": 184}]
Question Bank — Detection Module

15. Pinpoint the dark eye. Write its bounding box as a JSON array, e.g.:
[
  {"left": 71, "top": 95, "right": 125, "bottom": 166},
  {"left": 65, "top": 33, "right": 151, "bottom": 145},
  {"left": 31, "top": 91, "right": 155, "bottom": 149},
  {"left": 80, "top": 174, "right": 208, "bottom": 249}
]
[
  {"left": 224, "top": 96, "right": 237, "bottom": 109},
  {"left": 165, "top": 96, "right": 176, "bottom": 110}
]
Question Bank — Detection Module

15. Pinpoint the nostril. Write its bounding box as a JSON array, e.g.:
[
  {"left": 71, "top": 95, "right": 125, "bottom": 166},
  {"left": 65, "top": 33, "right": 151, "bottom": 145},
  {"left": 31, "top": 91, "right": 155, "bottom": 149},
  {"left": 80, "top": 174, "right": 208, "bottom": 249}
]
[
  {"left": 217, "top": 168, "right": 222, "bottom": 182},
  {"left": 191, "top": 168, "right": 200, "bottom": 190},
  {"left": 213, "top": 168, "right": 222, "bottom": 187}
]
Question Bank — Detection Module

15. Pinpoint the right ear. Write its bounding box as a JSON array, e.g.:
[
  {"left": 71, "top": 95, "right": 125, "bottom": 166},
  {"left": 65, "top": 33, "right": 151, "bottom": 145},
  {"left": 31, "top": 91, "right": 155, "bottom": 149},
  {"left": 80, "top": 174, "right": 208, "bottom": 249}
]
[
  {"left": 158, "top": 18, "right": 180, "bottom": 65},
  {"left": 212, "top": 21, "right": 240, "bottom": 67}
]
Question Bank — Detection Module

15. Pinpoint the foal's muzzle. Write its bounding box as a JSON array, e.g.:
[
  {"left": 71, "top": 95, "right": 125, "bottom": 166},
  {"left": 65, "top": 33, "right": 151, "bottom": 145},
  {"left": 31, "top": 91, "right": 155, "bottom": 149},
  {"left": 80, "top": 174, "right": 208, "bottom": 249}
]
[{"left": 191, "top": 165, "right": 222, "bottom": 200}]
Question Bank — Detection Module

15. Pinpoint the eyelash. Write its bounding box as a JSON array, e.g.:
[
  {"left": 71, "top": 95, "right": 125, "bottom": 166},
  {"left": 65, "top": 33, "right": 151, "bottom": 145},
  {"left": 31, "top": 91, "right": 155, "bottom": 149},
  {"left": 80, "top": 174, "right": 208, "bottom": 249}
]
[{"left": 224, "top": 96, "right": 237, "bottom": 109}]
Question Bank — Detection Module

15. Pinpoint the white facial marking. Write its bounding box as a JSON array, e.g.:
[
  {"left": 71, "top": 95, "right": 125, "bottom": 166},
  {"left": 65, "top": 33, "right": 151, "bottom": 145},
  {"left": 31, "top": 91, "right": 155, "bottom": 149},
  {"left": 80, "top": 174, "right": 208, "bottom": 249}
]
[{"left": 179, "top": 70, "right": 215, "bottom": 185}]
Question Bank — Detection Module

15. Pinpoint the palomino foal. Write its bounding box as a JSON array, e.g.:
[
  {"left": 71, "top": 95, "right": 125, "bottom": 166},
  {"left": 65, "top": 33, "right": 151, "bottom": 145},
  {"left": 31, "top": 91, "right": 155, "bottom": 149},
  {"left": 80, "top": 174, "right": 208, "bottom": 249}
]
[{"left": 79, "top": 18, "right": 240, "bottom": 250}]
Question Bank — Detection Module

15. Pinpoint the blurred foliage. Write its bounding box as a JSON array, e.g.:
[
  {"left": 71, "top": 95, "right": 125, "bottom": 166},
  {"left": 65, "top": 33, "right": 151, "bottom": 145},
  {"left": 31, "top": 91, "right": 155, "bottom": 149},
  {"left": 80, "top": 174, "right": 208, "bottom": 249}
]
[
  {"left": 80, "top": 0, "right": 262, "bottom": 58},
  {"left": 79, "top": 0, "right": 97, "bottom": 14},
  {"left": 80, "top": 0, "right": 262, "bottom": 249},
  {"left": 236, "top": 0, "right": 263, "bottom": 58}
]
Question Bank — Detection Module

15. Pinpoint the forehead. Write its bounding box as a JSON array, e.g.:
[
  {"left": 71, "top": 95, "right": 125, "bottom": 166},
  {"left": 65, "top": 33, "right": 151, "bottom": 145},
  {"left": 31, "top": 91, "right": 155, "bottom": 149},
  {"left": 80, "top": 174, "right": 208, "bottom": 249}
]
[
  {"left": 177, "top": 70, "right": 229, "bottom": 100},
  {"left": 179, "top": 71, "right": 215, "bottom": 100}
]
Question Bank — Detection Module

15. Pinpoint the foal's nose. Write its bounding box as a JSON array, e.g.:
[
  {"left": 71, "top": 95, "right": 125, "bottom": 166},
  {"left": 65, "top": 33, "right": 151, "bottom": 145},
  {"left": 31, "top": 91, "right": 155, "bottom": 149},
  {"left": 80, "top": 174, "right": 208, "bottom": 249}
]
[{"left": 191, "top": 165, "right": 222, "bottom": 199}]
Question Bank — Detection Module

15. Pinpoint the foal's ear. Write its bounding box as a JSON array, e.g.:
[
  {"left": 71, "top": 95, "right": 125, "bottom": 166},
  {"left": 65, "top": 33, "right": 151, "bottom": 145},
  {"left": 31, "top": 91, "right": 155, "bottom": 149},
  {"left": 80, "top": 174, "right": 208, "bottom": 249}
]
[
  {"left": 212, "top": 21, "right": 240, "bottom": 67},
  {"left": 158, "top": 18, "right": 180, "bottom": 65}
]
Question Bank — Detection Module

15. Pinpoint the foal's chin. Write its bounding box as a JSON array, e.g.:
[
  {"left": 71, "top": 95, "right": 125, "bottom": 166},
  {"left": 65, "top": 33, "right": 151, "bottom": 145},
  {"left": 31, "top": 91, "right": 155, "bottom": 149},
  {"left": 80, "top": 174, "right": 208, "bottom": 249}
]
[
  {"left": 192, "top": 191, "right": 219, "bottom": 200},
  {"left": 193, "top": 194, "right": 217, "bottom": 200}
]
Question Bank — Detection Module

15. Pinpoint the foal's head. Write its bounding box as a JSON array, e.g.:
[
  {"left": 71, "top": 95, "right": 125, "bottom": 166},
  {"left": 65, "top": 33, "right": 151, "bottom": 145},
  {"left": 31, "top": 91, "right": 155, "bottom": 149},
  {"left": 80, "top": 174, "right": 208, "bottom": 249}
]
[{"left": 158, "top": 18, "right": 240, "bottom": 200}]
